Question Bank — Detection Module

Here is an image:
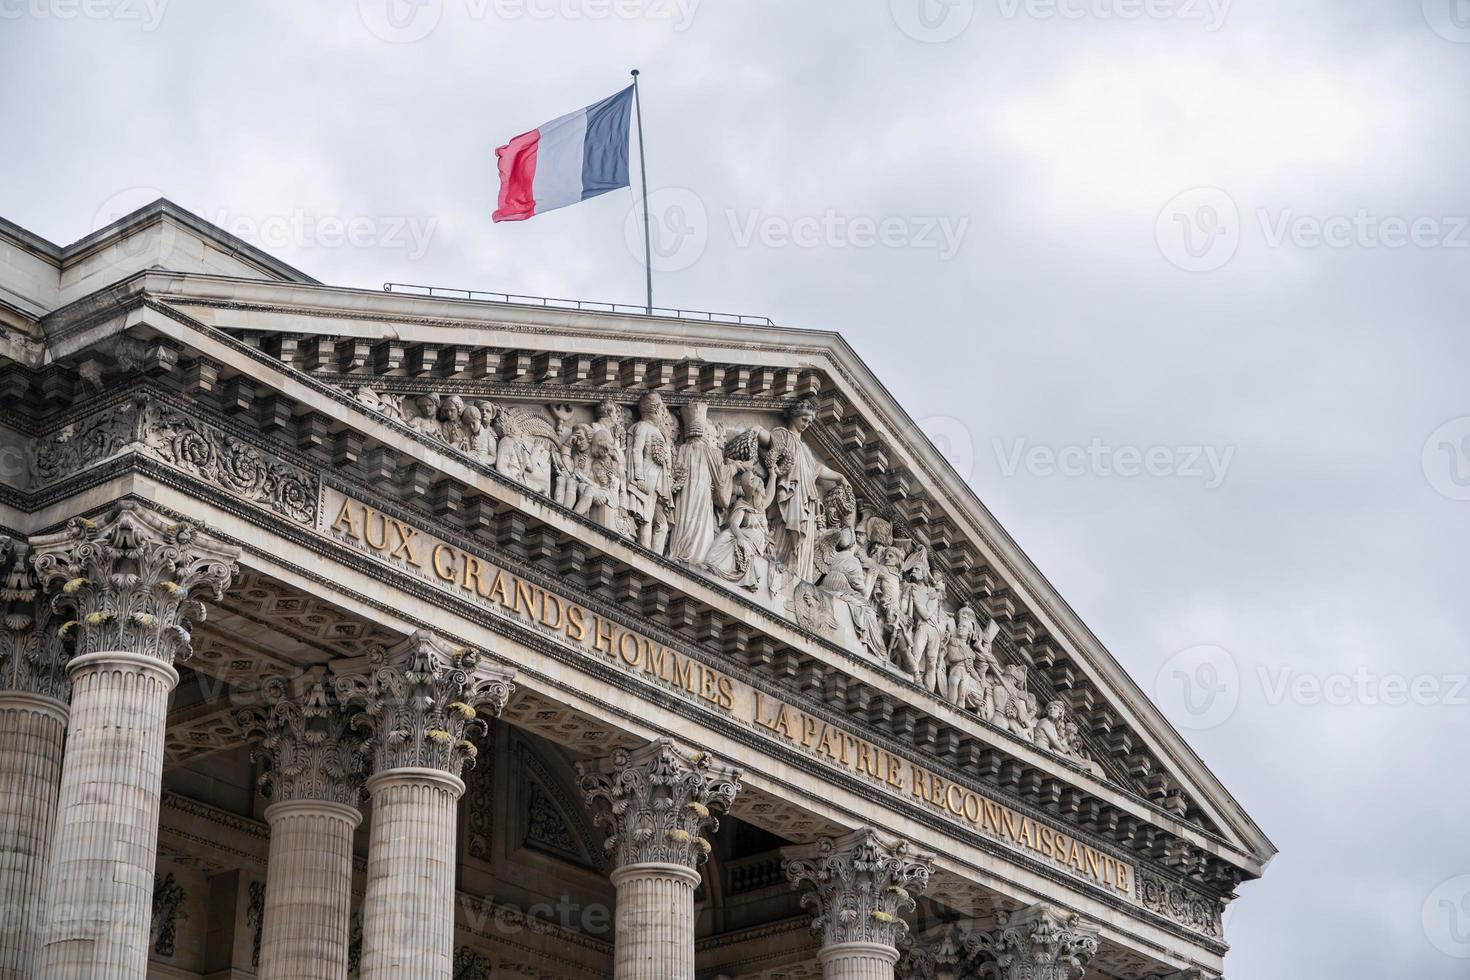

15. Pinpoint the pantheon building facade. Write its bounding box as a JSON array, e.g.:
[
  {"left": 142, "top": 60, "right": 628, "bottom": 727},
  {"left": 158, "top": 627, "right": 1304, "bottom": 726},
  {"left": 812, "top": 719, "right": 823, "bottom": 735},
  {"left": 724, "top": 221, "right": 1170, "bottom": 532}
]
[{"left": 0, "top": 201, "right": 1272, "bottom": 980}]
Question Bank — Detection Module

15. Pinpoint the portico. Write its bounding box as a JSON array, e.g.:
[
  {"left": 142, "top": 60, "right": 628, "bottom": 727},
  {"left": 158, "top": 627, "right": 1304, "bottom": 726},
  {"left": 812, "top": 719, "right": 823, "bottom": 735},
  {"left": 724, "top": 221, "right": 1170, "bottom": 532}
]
[{"left": 0, "top": 201, "right": 1271, "bottom": 979}]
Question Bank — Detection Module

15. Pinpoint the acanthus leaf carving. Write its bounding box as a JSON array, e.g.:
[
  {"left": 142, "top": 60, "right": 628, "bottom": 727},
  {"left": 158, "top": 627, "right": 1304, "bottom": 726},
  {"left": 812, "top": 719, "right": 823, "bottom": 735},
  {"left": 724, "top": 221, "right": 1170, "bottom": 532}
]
[
  {"left": 334, "top": 630, "right": 515, "bottom": 780},
  {"left": 237, "top": 677, "right": 366, "bottom": 808},
  {"left": 30, "top": 501, "right": 239, "bottom": 667},
  {"left": 577, "top": 737, "right": 741, "bottom": 871},
  {"left": 0, "top": 536, "right": 71, "bottom": 701},
  {"left": 782, "top": 827, "right": 935, "bottom": 950},
  {"left": 962, "top": 903, "right": 1101, "bottom": 980}
]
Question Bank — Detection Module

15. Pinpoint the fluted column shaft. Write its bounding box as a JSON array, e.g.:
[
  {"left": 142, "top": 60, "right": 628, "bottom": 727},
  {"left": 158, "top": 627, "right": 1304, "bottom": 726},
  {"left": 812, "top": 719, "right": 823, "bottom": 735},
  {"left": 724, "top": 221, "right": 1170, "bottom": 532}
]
[
  {"left": 0, "top": 693, "right": 67, "bottom": 979},
  {"left": 359, "top": 768, "right": 463, "bottom": 980},
  {"left": 610, "top": 863, "right": 700, "bottom": 980},
  {"left": 259, "top": 800, "right": 362, "bottom": 980},
  {"left": 820, "top": 942, "right": 901, "bottom": 980},
  {"left": 35, "top": 652, "right": 177, "bottom": 980}
]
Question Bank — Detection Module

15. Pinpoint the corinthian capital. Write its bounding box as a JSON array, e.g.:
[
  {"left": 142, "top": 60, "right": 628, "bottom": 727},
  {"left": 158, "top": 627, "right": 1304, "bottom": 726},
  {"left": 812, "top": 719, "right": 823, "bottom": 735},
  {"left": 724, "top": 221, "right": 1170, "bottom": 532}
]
[
  {"left": 782, "top": 827, "right": 935, "bottom": 949},
  {"left": 0, "top": 537, "right": 71, "bottom": 700},
  {"left": 577, "top": 738, "right": 742, "bottom": 870},
  {"left": 896, "top": 927, "right": 965, "bottom": 980},
  {"left": 334, "top": 630, "right": 515, "bottom": 779},
  {"left": 238, "top": 677, "right": 366, "bottom": 808},
  {"left": 964, "top": 903, "right": 1100, "bottom": 980},
  {"left": 29, "top": 502, "right": 239, "bottom": 667}
]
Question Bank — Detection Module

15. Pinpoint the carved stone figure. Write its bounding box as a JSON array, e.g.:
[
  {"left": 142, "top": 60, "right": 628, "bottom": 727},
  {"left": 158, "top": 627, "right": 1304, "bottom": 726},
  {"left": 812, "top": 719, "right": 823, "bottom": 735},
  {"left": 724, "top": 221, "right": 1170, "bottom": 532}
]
[
  {"left": 861, "top": 516, "right": 908, "bottom": 655},
  {"left": 463, "top": 400, "right": 498, "bottom": 464},
  {"left": 626, "top": 393, "right": 678, "bottom": 554},
  {"left": 668, "top": 402, "right": 733, "bottom": 565},
  {"left": 702, "top": 467, "right": 783, "bottom": 598},
  {"left": 812, "top": 526, "right": 886, "bottom": 658},
  {"left": 760, "top": 400, "right": 849, "bottom": 584},
  {"left": 1034, "top": 700, "right": 1105, "bottom": 777},
  {"left": 556, "top": 424, "right": 626, "bottom": 534},
  {"left": 493, "top": 406, "right": 554, "bottom": 495},
  {"left": 900, "top": 557, "right": 944, "bottom": 692},
  {"left": 408, "top": 392, "right": 442, "bottom": 437}
]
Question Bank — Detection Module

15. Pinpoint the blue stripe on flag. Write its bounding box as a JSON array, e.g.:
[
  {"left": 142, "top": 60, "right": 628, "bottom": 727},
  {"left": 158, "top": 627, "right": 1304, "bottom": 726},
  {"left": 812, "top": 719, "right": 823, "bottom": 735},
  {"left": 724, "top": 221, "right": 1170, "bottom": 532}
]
[{"left": 580, "top": 85, "right": 634, "bottom": 202}]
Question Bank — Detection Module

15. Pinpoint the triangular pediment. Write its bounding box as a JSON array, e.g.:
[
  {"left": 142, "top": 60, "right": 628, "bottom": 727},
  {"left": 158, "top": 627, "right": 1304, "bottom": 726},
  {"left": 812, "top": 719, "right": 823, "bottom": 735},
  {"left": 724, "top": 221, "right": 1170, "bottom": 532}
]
[{"left": 3, "top": 202, "right": 1273, "bottom": 897}]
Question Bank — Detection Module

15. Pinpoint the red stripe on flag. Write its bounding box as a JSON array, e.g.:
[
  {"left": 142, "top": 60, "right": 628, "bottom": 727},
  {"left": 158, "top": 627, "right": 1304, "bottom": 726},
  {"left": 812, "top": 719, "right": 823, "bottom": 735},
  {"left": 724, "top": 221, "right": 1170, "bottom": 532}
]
[{"left": 493, "top": 129, "right": 540, "bottom": 223}]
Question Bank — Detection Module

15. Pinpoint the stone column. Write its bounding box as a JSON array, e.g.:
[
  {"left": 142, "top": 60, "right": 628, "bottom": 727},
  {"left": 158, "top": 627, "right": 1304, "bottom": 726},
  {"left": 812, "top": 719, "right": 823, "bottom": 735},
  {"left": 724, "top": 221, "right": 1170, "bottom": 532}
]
[
  {"left": 239, "top": 678, "right": 367, "bottom": 980},
  {"left": 30, "top": 503, "right": 239, "bottom": 980},
  {"left": 963, "top": 903, "right": 1101, "bottom": 980},
  {"left": 0, "top": 539, "right": 71, "bottom": 979},
  {"left": 578, "top": 738, "right": 742, "bottom": 980},
  {"left": 783, "top": 828, "right": 936, "bottom": 980},
  {"left": 335, "top": 631, "right": 514, "bottom": 980}
]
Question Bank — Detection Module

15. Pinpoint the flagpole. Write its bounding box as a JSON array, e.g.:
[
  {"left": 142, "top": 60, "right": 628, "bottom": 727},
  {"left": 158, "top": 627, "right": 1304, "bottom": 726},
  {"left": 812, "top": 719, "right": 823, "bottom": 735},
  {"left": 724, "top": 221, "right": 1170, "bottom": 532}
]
[{"left": 631, "top": 68, "right": 652, "bottom": 315}]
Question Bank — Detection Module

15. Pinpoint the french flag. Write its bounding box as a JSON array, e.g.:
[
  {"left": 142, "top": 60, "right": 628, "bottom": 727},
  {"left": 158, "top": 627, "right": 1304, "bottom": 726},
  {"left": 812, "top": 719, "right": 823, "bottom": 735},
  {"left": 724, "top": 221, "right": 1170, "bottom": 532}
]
[{"left": 493, "top": 86, "right": 635, "bottom": 223}]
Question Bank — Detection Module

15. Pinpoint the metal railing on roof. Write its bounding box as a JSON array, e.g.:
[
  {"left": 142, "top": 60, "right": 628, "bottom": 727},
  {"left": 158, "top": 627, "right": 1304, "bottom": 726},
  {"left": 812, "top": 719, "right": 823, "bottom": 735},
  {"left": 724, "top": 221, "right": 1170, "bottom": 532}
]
[{"left": 383, "top": 282, "right": 775, "bottom": 326}]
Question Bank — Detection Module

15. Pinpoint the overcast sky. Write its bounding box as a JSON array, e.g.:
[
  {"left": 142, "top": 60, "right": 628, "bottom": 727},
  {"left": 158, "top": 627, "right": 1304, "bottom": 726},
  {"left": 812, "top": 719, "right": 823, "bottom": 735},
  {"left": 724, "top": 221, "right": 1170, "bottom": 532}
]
[{"left": 5, "top": 1, "right": 1469, "bottom": 975}]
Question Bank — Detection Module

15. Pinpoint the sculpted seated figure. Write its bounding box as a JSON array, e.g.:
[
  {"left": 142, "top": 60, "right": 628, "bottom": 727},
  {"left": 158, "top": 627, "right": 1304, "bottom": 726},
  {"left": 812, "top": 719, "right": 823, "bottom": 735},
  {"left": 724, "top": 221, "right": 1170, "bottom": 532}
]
[{"left": 702, "top": 467, "right": 782, "bottom": 599}]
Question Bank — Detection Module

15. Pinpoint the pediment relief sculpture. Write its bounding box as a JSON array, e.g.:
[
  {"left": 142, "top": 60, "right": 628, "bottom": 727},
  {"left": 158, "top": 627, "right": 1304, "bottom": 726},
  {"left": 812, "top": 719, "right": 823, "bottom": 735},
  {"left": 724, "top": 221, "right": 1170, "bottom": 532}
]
[{"left": 343, "top": 387, "right": 1107, "bottom": 780}]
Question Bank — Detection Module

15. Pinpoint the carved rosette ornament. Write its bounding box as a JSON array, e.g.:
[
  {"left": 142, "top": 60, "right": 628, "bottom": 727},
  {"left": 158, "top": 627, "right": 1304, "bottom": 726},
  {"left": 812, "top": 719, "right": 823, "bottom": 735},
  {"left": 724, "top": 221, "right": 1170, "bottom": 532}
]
[
  {"left": 0, "top": 536, "right": 70, "bottom": 700},
  {"left": 238, "top": 678, "right": 366, "bottom": 807},
  {"left": 334, "top": 630, "right": 516, "bottom": 779},
  {"left": 577, "top": 737, "right": 742, "bottom": 870},
  {"left": 29, "top": 501, "right": 239, "bottom": 666},
  {"left": 963, "top": 903, "right": 1100, "bottom": 980},
  {"left": 783, "top": 827, "right": 936, "bottom": 950}
]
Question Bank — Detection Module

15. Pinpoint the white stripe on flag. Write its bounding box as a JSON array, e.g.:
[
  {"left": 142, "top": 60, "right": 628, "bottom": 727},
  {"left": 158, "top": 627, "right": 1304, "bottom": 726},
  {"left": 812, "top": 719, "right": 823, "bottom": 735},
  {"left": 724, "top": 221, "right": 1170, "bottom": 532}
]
[{"left": 530, "top": 107, "right": 588, "bottom": 216}]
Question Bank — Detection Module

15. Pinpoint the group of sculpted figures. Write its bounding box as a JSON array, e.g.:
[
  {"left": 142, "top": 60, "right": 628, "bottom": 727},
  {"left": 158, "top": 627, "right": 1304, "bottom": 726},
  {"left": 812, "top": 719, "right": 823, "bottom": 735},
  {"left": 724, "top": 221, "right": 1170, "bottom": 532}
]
[{"left": 349, "top": 387, "right": 1103, "bottom": 778}]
